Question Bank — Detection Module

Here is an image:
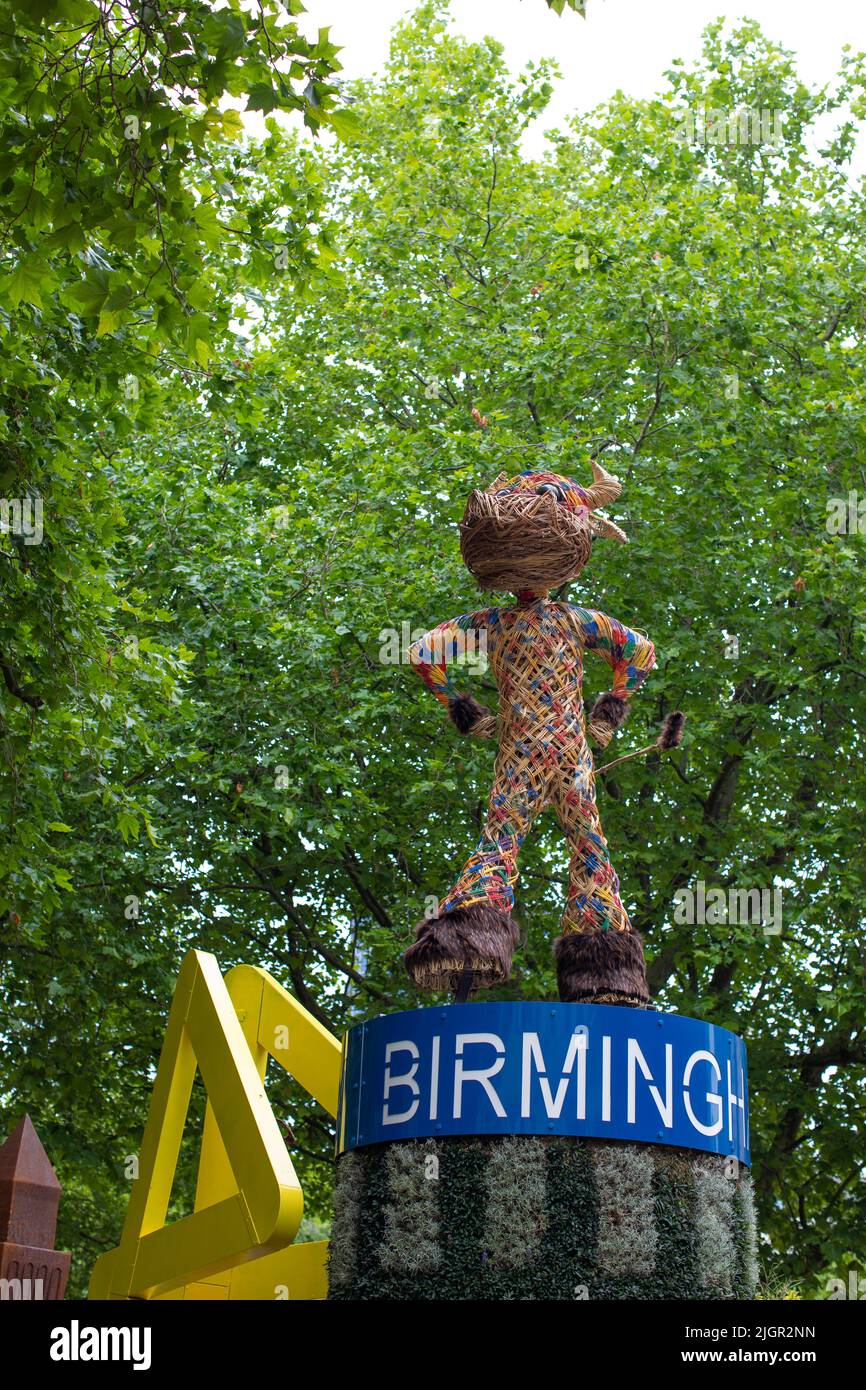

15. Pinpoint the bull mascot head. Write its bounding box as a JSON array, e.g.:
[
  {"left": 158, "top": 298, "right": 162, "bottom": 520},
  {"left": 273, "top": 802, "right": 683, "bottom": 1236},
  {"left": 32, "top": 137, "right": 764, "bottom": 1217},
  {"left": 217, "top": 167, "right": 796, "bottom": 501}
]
[{"left": 459, "top": 461, "right": 627, "bottom": 592}]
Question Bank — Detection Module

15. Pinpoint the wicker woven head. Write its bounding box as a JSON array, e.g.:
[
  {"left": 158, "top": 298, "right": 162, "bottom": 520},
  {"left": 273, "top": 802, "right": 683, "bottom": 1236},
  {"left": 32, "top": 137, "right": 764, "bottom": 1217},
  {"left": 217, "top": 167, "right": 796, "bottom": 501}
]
[{"left": 459, "top": 463, "right": 627, "bottom": 592}]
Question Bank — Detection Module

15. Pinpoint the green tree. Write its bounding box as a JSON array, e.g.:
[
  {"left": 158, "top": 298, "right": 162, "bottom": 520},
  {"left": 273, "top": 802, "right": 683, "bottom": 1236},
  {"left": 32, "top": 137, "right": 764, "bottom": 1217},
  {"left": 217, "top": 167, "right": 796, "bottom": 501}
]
[
  {"left": 0, "top": 0, "right": 343, "bottom": 927},
  {"left": 0, "top": 0, "right": 342, "bottom": 1287}
]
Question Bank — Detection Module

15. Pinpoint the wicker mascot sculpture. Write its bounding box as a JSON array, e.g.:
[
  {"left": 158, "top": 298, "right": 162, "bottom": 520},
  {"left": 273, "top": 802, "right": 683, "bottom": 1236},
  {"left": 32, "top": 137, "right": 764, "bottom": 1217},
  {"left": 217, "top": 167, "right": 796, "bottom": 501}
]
[{"left": 406, "top": 463, "right": 663, "bottom": 1005}]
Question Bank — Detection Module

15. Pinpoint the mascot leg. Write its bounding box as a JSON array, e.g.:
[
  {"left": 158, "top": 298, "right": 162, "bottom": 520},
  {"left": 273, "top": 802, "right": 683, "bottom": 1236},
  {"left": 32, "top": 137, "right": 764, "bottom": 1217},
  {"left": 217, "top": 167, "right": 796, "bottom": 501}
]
[
  {"left": 552, "top": 750, "right": 649, "bottom": 1006},
  {"left": 404, "top": 758, "right": 539, "bottom": 994}
]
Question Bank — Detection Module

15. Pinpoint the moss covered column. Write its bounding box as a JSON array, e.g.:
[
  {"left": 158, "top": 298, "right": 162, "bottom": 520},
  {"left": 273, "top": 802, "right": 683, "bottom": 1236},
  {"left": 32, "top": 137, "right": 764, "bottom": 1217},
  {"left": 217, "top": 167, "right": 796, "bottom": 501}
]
[{"left": 328, "top": 1136, "right": 757, "bottom": 1301}]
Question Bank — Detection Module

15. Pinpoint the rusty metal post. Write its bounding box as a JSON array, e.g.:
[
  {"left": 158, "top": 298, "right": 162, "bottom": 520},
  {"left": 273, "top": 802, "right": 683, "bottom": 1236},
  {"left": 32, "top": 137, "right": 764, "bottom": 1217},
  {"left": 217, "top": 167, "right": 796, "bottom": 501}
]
[{"left": 0, "top": 1114, "right": 71, "bottom": 1300}]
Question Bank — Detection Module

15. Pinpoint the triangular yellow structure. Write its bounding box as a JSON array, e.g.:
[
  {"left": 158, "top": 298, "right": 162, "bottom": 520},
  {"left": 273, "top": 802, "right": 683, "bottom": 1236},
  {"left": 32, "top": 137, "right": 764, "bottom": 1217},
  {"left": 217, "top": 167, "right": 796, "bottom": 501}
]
[{"left": 89, "top": 949, "right": 342, "bottom": 1301}]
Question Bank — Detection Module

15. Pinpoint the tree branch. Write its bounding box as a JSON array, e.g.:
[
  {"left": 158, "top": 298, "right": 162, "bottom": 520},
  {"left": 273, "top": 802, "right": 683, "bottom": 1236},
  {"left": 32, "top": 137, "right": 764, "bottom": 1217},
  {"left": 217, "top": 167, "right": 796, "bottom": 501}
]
[{"left": 0, "top": 650, "right": 44, "bottom": 709}]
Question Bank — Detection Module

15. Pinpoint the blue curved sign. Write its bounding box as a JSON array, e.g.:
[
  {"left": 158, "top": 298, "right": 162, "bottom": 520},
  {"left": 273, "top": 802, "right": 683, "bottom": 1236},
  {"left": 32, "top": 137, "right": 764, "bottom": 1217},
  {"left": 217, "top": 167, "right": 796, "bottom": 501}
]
[{"left": 337, "top": 1002, "right": 749, "bottom": 1165}]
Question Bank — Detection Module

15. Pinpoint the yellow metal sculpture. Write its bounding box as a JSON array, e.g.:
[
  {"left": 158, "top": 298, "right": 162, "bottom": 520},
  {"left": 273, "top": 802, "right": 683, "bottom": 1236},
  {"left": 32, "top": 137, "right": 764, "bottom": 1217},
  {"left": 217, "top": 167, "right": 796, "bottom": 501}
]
[{"left": 88, "top": 949, "right": 342, "bottom": 1301}]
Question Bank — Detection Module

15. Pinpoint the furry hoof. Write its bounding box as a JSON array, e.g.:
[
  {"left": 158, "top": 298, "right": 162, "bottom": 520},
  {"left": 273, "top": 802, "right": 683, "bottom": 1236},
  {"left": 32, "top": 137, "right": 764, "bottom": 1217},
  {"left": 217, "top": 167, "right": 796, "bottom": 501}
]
[
  {"left": 554, "top": 928, "right": 650, "bottom": 1006},
  {"left": 404, "top": 905, "right": 519, "bottom": 993}
]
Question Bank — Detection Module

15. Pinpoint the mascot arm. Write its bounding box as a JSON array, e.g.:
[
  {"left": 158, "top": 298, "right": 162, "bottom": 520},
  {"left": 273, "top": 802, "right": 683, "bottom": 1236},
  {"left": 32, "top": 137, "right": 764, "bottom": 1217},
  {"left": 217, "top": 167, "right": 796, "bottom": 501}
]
[
  {"left": 568, "top": 606, "right": 656, "bottom": 745},
  {"left": 409, "top": 610, "right": 495, "bottom": 735}
]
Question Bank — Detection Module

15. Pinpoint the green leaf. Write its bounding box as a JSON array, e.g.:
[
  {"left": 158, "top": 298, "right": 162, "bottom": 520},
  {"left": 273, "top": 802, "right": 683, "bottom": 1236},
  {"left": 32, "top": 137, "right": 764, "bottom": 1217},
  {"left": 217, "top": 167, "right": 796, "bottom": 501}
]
[
  {"left": 96, "top": 307, "right": 122, "bottom": 337},
  {"left": 2, "top": 264, "right": 44, "bottom": 309},
  {"left": 328, "top": 108, "right": 362, "bottom": 142}
]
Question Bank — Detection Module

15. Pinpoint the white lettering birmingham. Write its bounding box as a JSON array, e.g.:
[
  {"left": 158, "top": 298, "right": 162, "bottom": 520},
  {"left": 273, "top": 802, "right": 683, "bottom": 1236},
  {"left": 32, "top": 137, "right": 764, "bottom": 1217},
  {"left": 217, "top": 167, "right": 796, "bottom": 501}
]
[
  {"left": 521, "top": 1029, "right": 587, "bottom": 1119},
  {"left": 363, "top": 1019, "right": 748, "bottom": 1161},
  {"left": 382, "top": 1040, "right": 420, "bottom": 1125},
  {"left": 453, "top": 1033, "right": 506, "bottom": 1118},
  {"left": 728, "top": 1058, "right": 747, "bottom": 1147},
  {"left": 628, "top": 1039, "right": 673, "bottom": 1127},
  {"left": 682, "top": 1050, "right": 724, "bottom": 1136},
  {"left": 430, "top": 1034, "right": 440, "bottom": 1121},
  {"left": 601, "top": 1034, "right": 611, "bottom": 1121}
]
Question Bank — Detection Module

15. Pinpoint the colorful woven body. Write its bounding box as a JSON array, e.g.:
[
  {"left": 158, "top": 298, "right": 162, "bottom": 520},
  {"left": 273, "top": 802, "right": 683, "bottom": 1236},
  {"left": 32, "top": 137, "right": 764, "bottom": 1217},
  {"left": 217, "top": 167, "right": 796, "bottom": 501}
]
[{"left": 411, "top": 594, "right": 655, "bottom": 935}]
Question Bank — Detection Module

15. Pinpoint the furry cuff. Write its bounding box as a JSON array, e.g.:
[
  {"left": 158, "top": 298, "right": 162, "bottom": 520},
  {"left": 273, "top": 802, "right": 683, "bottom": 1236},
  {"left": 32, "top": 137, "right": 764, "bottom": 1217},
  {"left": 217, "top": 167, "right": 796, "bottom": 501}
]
[
  {"left": 554, "top": 929, "right": 649, "bottom": 1004},
  {"left": 449, "top": 692, "right": 490, "bottom": 734},
  {"left": 589, "top": 691, "right": 629, "bottom": 731},
  {"left": 405, "top": 905, "right": 519, "bottom": 992},
  {"left": 657, "top": 710, "right": 686, "bottom": 750}
]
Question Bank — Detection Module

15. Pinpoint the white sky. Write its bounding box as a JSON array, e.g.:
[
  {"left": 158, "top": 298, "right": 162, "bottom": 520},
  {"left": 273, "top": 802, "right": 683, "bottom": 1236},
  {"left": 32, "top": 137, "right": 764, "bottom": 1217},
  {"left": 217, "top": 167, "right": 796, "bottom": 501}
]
[{"left": 294, "top": 0, "right": 866, "bottom": 155}]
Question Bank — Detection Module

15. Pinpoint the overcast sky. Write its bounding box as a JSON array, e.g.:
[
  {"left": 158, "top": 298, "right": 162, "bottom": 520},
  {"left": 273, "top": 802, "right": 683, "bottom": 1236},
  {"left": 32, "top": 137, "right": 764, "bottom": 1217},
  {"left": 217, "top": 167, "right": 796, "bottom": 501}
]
[{"left": 294, "top": 0, "right": 866, "bottom": 156}]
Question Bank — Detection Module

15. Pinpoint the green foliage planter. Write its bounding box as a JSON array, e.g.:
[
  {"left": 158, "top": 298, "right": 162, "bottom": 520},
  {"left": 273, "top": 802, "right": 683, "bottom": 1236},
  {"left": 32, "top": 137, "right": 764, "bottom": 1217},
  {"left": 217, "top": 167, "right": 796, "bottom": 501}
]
[{"left": 328, "top": 1136, "right": 758, "bottom": 1301}]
